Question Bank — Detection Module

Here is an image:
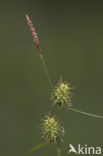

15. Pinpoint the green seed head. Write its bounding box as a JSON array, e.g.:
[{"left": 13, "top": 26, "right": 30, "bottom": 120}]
[
  {"left": 51, "top": 79, "right": 72, "bottom": 107},
  {"left": 41, "top": 115, "right": 64, "bottom": 144}
]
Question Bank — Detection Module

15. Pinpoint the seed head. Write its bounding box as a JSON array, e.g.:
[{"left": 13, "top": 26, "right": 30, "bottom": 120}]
[
  {"left": 25, "top": 15, "right": 41, "bottom": 55},
  {"left": 51, "top": 79, "right": 72, "bottom": 107},
  {"left": 41, "top": 115, "right": 64, "bottom": 144}
]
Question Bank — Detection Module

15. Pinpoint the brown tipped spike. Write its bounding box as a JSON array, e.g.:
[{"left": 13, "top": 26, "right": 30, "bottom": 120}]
[{"left": 26, "top": 15, "right": 41, "bottom": 55}]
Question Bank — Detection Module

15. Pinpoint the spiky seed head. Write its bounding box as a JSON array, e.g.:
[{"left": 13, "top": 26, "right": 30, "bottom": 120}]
[
  {"left": 41, "top": 115, "right": 64, "bottom": 144},
  {"left": 51, "top": 79, "right": 72, "bottom": 107}
]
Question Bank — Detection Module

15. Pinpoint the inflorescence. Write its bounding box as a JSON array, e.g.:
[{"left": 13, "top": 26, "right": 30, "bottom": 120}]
[
  {"left": 51, "top": 79, "right": 72, "bottom": 108},
  {"left": 41, "top": 115, "right": 64, "bottom": 144}
]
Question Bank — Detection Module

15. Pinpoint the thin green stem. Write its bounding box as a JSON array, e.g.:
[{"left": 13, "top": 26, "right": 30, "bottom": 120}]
[
  {"left": 58, "top": 105, "right": 61, "bottom": 112},
  {"left": 39, "top": 54, "right": 53, "bottom": 90},
  {"left": 56, "top": 148, "right": 61, "bottom": 156},
  {"left": 25, "top": 142, "right": 48, "bottom": 156},
  {"left": 68, "top": 106, "right": 103, "bottom": 119}
]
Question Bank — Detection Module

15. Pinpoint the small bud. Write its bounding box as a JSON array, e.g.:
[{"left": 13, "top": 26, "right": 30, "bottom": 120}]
[
  {"left": 41, "top": 115, "right": 64, "bottom": 144},
  {"left": 51, "top": 79, "right": 72, "bottom": 107}
]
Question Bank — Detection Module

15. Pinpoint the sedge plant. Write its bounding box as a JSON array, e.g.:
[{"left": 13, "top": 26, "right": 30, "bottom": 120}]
[{"left": 25, "top": 15, "right": 103, "bottom": 156}]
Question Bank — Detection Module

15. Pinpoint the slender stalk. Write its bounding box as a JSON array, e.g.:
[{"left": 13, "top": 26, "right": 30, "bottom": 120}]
[
  {"left": 25, "top": 142, "right": 48, "bottom": 156},
  {"left": 56, "top": 148, "right": 61, "bottom": 156},
  {"left": 68, "top": 106, "right": 103, "bottom": 119},
  {"left": 58, "top": 105, "right": 61, "bottom": 112},
  {"left": 39, "top": 54, "right": 53, "bottom": 90}
]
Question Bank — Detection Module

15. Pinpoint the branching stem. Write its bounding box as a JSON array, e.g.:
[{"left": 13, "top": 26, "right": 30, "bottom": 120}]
[
  {"left": 68, "top": 106, "right": 103, "bottom": 119},
  {"left": 39, "top": 51, "right": 103, "bottom": 120},
  {"left": 25, "top": 142, "right": 48, "bottom": 156}
]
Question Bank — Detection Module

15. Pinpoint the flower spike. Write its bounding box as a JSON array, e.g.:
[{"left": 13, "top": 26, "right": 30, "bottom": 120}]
[
  {"left": 51, "top": 79, "right": 72, "bottom": 108},
  {"left": 41, "top": 114, "right": 64, "bottom": 144},
  {"left": 26, "top": 15, "right": 41, "bottom": 55},
  {"left": 26, "top": 14, "right": 53, "bottom": 89}
]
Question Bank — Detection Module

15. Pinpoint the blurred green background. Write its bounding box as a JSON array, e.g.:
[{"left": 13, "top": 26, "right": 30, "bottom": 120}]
[{"left": 0, "top": 1, "right": 103, "bottom": 156}]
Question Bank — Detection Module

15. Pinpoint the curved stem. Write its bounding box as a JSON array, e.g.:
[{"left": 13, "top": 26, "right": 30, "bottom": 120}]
[
  {"left": 39, "top": 54, "right": 53, "bottom": 90},
  {"left": 25, "top": 142, "right": 48, "bottom": 156},
  {"left": 68, "top": 106, "right": 103, "bottom": 119}
]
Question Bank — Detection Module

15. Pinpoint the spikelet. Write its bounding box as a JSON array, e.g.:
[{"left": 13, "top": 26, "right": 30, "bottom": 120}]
[
  {"left": 26, "top": 15, "right": 41, "bottom": 55},
  {"left": 41, "top": 115, "right": 64, "bottom": 144},
  {"left": 51, "top": 79, "right": 72, "bottom": 107}
]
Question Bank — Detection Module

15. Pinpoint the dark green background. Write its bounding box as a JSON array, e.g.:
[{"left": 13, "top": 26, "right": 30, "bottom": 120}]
[{"left": 0, "top": 1, "right": 103, "bottom": 156}]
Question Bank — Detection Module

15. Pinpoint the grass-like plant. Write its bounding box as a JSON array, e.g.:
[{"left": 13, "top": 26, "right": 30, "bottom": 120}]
[{"left": 25, "top": 15, "right": 103, "bottom": 156}]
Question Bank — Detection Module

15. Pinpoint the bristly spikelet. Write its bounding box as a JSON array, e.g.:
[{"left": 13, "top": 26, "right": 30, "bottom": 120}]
[
  {"left": 41, "top": 115, "right": 64, "bottom": 144},
  {"left": 51, "top": 79, "right": 72, "bottom": 107}
]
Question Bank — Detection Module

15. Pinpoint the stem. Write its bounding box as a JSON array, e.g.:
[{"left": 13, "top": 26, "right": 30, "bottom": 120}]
[
  {"left": 25, "top": 142, "right": 48, "bottom": 156},
  {"left": 56, "top": 148, "right": 61, "bottom": 156},
  {"left": 39, "top": 54, "right": 53, "bottom": 90},
  {"left": 68, "top": 106, "right": 103, "bottom": 119},
  {"left": 58, "top": 105, "right": 61, "bottom": 112}
]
